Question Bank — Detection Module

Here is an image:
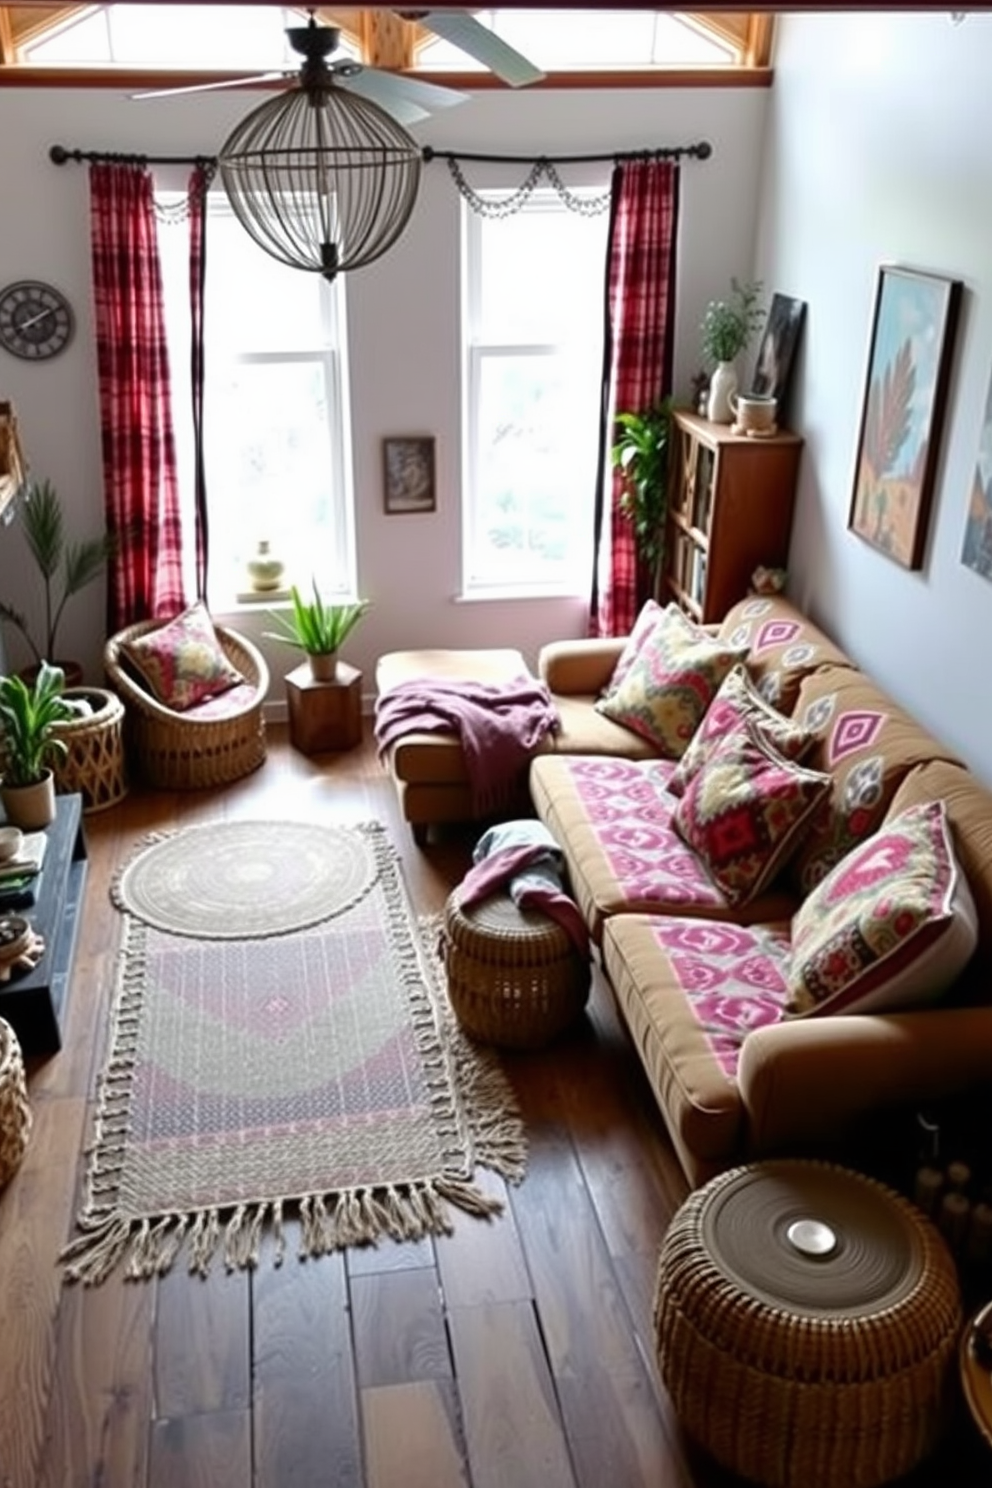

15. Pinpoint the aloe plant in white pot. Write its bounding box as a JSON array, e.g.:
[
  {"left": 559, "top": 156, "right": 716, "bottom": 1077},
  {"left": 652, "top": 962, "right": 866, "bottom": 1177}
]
[{"left": 263, "top": 580, "right": 370, "bottom": 683}]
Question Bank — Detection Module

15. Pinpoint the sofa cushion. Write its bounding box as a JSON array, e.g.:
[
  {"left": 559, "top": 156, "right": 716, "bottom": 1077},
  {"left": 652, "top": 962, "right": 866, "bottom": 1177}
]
[
  {"left": 120, "top": 601, "right": 244, "bottom": 712},
  {"left": 603, "top": 913, "right": 792, "bottom": 1182},
  {"left": 672, "top": 721, "right": 833, "bottom": 907},
  {"left": 719, "top": 594, "right": 855, "bottom": 713},
  {"left": 786, "top": 801, "right": 978, "bottom": 1018},
  {"left": 529, "top": 753, "right": 800, "bottom": 942},
  {"left": 599, "top": 597, "right": 666, "bottom": 697},
  {"left": 789, "top": 666, "right": 963, "bottom": 893},
  {"left": 595, "top": 605, "right": 746, "bottom": 758},
  {"left": 670, "top": 663, "right": 815, "bottom": 798}
]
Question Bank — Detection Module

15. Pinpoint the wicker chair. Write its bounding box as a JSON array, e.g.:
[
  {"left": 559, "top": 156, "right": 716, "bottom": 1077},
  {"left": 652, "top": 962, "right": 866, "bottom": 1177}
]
[{"left": 104, "top": 620, "right": 269, "bottom": 790}]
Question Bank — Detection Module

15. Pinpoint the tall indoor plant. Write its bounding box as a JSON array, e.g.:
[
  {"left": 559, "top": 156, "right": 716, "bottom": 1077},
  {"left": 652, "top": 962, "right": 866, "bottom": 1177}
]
[
  {"left": 0, "top": 662, "right": 81, "bottom": 829},
  {"left": 611, "top": 397, "right": 674, "bottom": 593},
  {"left": 264, "top": 580, "right": 370, "bottom": 682},
  {"left": 0, "top": 478, "right": 112, "bottom": 682},
  {"left": 700, "top": 279, "right": 764, "bottom": 423}
]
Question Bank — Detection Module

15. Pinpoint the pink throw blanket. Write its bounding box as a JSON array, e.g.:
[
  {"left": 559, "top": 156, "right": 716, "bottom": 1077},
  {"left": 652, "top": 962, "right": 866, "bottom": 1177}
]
[{"left": 374, "top": 675, "right": 559, "bottom": 816}]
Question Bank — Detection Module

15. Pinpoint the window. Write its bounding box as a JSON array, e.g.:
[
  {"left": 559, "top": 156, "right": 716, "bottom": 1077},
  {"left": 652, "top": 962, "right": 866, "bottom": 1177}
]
[
  {"left": 416, "top": 8, "right": 738, "bottom": 71},
  {"left": 157, "top": 191, "right": 356, "bottom": 608},
  {"left": 461, "top": 189, "right": 610, "bottom": 596}
]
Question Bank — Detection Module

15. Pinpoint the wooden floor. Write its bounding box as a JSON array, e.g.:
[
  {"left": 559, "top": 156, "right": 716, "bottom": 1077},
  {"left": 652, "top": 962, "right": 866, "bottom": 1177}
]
[{"left": 0, "top": 725, "right": 988, "bottom": 1488}]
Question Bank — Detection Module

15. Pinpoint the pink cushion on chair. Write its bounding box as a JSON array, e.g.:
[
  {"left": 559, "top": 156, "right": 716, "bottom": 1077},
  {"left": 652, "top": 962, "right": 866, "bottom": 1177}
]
[{"left": 121, "top": 601, "right": 245, "bottom": 712}]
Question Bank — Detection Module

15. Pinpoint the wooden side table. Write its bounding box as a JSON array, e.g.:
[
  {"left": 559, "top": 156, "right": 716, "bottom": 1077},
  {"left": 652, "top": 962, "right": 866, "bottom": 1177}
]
[{"left": 285, "top": 661, "right": 363, "bottom": 754}]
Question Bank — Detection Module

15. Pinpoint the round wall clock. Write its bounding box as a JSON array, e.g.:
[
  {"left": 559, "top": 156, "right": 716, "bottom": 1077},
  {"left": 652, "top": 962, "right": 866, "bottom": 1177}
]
[{"left": 0, "top": 280, "right": 75, "bottom": 361}]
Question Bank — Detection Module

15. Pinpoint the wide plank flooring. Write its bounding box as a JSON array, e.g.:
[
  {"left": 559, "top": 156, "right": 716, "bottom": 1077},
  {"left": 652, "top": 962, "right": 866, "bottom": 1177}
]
[{"left": 0, "top": 724, "right": 988, "bottom": 1487}]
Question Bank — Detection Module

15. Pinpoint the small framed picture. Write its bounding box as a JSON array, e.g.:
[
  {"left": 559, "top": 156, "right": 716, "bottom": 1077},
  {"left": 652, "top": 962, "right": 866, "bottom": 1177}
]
[
  {"left": 750, "top": 293, "right": 806, "bottom": 407},
  {"left": 848, "top": 265, "right": 961, "bottom": 571},
  {"left": 382, "top": 436, "right": 436, "bottom": 514}
]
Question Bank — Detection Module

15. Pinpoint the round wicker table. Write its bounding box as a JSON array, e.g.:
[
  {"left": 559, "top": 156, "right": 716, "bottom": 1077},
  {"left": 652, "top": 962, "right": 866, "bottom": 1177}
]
[
  {"left": 442, "top": 891, "right": 590, "bottom": 1049},
  {"left": 654, "top": 1160, "right": 962, "bottom": 1488}
]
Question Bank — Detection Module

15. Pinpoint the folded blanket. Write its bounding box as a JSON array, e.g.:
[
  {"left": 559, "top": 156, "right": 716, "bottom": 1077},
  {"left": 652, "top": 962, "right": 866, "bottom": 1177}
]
[
  {"left": 457, "top": 820, "right": 590, "bottom": 957},
  {"left": 374, "top": 675, "right": 559, "bottom": 817}
]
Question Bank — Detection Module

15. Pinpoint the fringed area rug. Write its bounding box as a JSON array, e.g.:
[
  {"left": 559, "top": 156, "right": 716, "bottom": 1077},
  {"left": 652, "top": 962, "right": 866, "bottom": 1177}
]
[{"left": 60, "top": 820, "right": 527, "bottom": 1285}]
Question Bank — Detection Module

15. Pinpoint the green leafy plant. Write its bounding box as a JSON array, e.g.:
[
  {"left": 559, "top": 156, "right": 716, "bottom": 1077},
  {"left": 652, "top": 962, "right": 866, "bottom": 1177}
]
[
  {"left": 263, "top": 580, "right": 370, "bottom": 657},
  {"left": 700, "top": 279, "right": 764, "bottom": 366},
  {"left": 0, "top": 477, "right": 113, "bottom": 667},
  {"left": 0, "top": 662, "right": 80, "bottom": 787},
  {"left": 611, "top": 397, "right": 674, "bottom": 582}
]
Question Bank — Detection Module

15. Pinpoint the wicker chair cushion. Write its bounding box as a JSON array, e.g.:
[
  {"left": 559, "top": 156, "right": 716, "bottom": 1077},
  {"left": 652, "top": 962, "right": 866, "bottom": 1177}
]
[{"left": 120, "top": 601, "right": 245, "bottom": 711}]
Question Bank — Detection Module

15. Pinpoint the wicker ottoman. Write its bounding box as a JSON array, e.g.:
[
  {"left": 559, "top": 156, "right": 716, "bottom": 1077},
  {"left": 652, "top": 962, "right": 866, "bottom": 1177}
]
[
  {"left": 52, "top": 687, "right": 127, "bottom": 812},
  {"left": 0, "top": 1017, "right": 31, "bottom": 1189},
  {"left": 442, "top": 891, "right": 590, "bottom": 1049},
  {"left": 654, "top": 1160, "right": 962, "bottom": 1488}
]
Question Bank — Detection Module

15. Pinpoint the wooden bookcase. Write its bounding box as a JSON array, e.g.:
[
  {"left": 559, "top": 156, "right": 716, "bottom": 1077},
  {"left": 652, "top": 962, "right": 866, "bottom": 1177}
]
[{"left": 660, "top": 410, "right": 803, "bottom": 623}]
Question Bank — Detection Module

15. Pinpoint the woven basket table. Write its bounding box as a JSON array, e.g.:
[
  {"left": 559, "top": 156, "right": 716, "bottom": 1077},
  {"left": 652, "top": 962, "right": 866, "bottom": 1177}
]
[
  {"left": 0, "top": 1017, "right": 31, "bottom": 1189},
  {"left": 654, "top": 1160, "right": 962, "bottom": 1488},
  {"left": 442, "top": 891, "right": 590, "bottom": 1049},
  {"left": 52, "top": 687, "right": 127, "bottom": 813}
]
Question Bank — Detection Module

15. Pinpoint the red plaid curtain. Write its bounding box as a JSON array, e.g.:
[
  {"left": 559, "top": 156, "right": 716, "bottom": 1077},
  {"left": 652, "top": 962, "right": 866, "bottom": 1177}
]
[
  {"left": 187, "top": 164, "right": 210, "bottom": 603},
  {"left": 90, "top": 162, "right": 187, "bottom": 629},
  {"left": 589, "top": 159, "right": 680, "bottom": 638}
]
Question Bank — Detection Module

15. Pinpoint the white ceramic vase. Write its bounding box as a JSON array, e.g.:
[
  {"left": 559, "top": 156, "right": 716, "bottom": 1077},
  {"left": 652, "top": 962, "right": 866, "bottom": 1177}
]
[
  {"left": 246, "top": 539, "right": 285, "bottom": 594},
  {"left": 707, "top": 360, "right": 739, "bottom": 424}
]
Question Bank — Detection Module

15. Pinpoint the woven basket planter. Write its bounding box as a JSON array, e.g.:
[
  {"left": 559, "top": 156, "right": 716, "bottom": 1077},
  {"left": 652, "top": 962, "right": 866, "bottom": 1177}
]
[
  {"left": 442, "top": 891, "right": 590, "bottom": 1049},
  {"left": 0, "top": 1018, "right": 32, "bottom": 1189},
  {"left": 52, "top": 687, "right": 128, "bottom": 813},
  {"left": 654, "top": 1160, "right": 962, "bottom": 1488}
]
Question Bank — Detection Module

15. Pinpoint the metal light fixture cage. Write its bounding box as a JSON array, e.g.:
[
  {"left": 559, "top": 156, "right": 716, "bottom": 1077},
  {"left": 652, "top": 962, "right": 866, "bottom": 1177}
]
[{"left": 218, "top": 28, "right": 423, "bottom": 281}]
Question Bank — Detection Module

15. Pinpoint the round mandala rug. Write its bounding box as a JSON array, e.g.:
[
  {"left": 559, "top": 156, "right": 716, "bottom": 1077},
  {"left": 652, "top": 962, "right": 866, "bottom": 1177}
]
[{"left": 113, "top": 819, "right": 379, "bottom": 939}]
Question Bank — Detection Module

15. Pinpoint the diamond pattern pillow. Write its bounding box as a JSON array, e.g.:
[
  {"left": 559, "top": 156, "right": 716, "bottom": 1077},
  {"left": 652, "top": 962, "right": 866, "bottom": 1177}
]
[
  {"left": 599, "top": 598, "right": 666, "bottom": 699},
  {"left": 672, "top": 719, "right": 832, "bottom": 906},
  {"left": 121, "top": 602, "right": 245, "bottom": 712},
  {"left": 786, "top": 800, "right": 978, "bottom": 1018},
  {"left": 596, "top": 605, "right": 747, "bottom": 759},
  {"left": 670, "top": 664, "right": 815, "bottom": 798}
]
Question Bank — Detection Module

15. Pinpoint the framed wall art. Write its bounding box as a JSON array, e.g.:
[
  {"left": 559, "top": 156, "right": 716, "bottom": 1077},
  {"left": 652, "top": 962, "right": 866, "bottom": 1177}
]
[
  {"left": 848, "top": 265, "right": 961, "bottom": 571},
  {"left": 382, "top": 436, "right": 436, "bottom": 514},
  {"left": 960, "top": 364, "right": 992, "bottom": 582},
  {"left": 750, "top": 292, "right": 806, "bottom": 409}
]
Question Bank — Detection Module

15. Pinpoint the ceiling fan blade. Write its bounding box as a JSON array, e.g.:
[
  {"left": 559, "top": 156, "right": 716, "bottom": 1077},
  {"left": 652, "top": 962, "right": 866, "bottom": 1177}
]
[
  {"left": 132, "top": 70, "right": 287, "bottom": 101},
  {"left": 420, "top": 10, "right": 545, "bottom": 87},
  {"left": 337, "top": 68, "right": 468, "bottom": 126}
]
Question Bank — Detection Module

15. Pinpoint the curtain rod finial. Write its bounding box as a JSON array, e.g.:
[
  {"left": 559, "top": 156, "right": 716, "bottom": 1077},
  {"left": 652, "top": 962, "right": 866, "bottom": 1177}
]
[
  {"left": 696, "top": 141, "right": 712, "bottom": 160},
  {"left": 50, "top": 144, "right": 70, "bottom": 165}
]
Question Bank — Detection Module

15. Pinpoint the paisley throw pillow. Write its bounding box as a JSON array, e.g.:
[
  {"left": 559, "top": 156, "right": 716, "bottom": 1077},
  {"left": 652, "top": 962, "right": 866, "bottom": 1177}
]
[{"left": 121, "top": 602, "right": 245, "bottom": 712}]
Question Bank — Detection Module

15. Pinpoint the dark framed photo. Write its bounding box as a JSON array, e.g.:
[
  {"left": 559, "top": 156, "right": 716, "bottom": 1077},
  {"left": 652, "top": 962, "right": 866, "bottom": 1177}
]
[
  {"left": 961, "top": 364, "right": 992, "bottom": 583},
  {"left": 750, "top": 293, "right": 806, "bottom": 406},
  {"left": 382, "top": 436, "right": 436, "bottom": 514},
  {"left": 848, "top": 266, "right": 961, "bottom": 571}
]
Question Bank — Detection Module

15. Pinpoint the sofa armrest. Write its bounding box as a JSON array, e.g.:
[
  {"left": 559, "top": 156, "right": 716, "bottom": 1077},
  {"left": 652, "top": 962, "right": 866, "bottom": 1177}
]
[
  {"left": 538, "top": 638, "right": 626, "bottom": 697},
  {"left": 737, "top": 1006, "right": 992, "bottom": 1156}
]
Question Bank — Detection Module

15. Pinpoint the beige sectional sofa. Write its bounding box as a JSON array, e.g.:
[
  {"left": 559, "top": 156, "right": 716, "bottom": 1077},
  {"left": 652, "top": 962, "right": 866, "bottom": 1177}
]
[{"left": 530, "top": 595, "right": 992, "bottom": 1187}]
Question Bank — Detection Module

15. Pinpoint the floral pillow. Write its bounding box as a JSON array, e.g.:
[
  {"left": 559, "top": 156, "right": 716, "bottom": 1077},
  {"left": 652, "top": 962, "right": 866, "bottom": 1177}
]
[
  {"left": 596, "top": 605, "right": 747, "bottom": 759},
  {"left": 786, "top": 800, "right": 978, "bottom": 1018},
  {"left": 670, "top": 664, "right": 815, "bottom": 798},
  {"left": 121, "top": 601, "right": 245, "bottom": 712},
  {"left": 672, "top": 719, "right": 832, "bottom": 906}
]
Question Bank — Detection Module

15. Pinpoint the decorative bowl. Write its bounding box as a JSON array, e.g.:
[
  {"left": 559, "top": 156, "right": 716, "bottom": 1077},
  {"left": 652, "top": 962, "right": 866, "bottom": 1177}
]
[{"left": 0, "top": 826, "right": 24, "bottom": 863}]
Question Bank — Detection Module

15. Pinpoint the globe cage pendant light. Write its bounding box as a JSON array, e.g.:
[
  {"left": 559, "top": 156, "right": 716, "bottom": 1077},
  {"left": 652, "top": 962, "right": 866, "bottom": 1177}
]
[{"left": 218, "top": 20, "right": 422, "bottom": 281}]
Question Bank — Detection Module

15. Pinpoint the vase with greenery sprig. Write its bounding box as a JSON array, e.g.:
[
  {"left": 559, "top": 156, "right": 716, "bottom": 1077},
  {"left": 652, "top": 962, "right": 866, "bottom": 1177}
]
[
  {"left": 264, "top": 580, "right": 371, "bottom": 682},
  {"left": 0, "top": 478, "right": 112, "bottom": 683},
  {"left": 700, "top": 279, "right": 764, "bottom": 423},
  {"left": 611, "top": 397, "right": 673, "bottom": 593}
]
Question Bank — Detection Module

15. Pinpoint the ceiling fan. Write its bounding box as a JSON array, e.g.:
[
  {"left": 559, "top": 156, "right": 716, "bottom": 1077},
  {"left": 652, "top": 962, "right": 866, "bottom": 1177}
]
[{"left": 135, "top": 9, "right": 544, "bottom": 124}]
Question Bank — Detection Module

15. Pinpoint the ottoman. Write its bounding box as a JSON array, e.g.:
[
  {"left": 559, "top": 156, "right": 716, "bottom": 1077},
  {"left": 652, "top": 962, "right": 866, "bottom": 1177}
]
[
  {"left": 654, "top": 1160, "right": 962, "bottom": 1487},
  {"left": 442, "top": 891, "right": 590, "bottom": 1049},
  {"left": 375, "top": 648, "right": 544, "bottom": 843}
]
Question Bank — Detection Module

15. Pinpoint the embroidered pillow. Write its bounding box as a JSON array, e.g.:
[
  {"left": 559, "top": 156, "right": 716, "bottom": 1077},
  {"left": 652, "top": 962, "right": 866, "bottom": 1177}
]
[
  {"left": 596, "top": 605, "right": 747, "bottom": 759},
  {"left": 672, "top": 720, "right": 832, "bottom": 906},
  {"left": 599, "top": 598, "right": 667, "bottom": 699},
  {"left": 786, "top": 800, "right": 978, "bottom": 1018},
  {"left": 121, "top": 602, "right": 245, "bottom": 712},
  {"left": 670, "top": 664, "right": 815, "bottom": 798}
]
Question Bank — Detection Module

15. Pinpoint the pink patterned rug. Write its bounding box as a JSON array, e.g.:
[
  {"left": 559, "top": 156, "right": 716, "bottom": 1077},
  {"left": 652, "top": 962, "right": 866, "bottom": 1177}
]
[{"left": 60, "top": 821, "right": 526, "bottom": 1284}]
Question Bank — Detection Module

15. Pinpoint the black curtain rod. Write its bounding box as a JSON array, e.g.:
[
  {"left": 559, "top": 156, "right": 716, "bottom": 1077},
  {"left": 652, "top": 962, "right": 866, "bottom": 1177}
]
[{"left": 50, "top": 140, "right": 712, "bottom": 169}]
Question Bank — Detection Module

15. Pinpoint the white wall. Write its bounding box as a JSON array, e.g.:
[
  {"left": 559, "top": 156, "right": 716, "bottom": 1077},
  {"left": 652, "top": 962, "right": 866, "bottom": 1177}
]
[
  {"left": 756, "top": 11, "right": 992, "bottom": 786},
  {"left": 0, "top": 78, "right": 767, "bottom": 695}
]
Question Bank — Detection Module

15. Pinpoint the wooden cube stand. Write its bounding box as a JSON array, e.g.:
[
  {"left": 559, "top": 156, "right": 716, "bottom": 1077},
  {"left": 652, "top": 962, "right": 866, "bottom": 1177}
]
[{"left": 286, "top": 661, "right": 363, "bottom": 754}]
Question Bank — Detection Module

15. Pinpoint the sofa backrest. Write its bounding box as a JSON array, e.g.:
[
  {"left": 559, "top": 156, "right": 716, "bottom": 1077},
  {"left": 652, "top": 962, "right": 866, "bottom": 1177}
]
[{"left": 718, "top": 594, "right": 855, "bottom": 714}]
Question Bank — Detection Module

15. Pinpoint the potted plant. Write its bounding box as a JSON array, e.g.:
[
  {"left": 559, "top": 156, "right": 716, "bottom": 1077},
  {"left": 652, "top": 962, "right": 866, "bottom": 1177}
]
[
  {"left": 700, "top": 278, "right": 764, "bottom": 423},
  {"left": 0, "top": 477, "right": 112, "bottom": 684},
  {"left": 263, "top": 580, "right": 370, "bottom": 682},
  {"left": 0, "top": 662, "right": 83, "bottom": 829},
  {"left": 611, "top": 397, "right": 674, "bottom": 592}
]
